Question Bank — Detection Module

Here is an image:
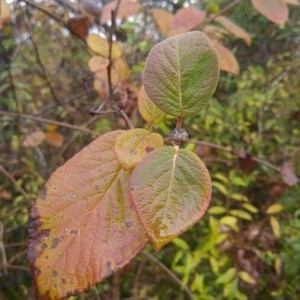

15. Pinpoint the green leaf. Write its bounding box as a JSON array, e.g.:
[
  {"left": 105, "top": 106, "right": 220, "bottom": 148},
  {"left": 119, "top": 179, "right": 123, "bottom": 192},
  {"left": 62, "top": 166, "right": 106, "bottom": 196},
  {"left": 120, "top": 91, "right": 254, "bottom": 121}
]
[
  {"left": 216, "top": 267, "right": 236, "bottom": 285},
  {"left": 266, "top": 203, "right": 283, "bottom": 214},
  {"left": 143, "top": 31, "right": 219, "bottom": 117},
  {"left": 238, "top": 271, "right": 256, "bottom": 285},
  {"left": 130, "top": 146, "right": 212, "bottom": 250},
  {"left": 114, "top": 128, "right": 164, "bottom": 169},
  {"left": 229, "top": 209, "right": 253, "bottom": 220},
  {"left": 28, "top": 131, "right": 148, "bottom": 300},
  {"left": 137, "top": 86, "right": 167, "bottom": 125},
  {"left": 208, "top": 206, "right": 227, "bottom": 215}
]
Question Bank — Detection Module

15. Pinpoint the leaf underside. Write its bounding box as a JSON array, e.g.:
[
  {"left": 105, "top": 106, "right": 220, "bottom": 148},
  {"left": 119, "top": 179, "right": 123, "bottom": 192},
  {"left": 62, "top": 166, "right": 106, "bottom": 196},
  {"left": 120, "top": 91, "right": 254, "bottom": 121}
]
[
  {"left": 28, "top": 131, "right": 148, "bottom": 300},
  {"left": 130, "top": 146, "right": 212, "bottom": 250},
  {"left": 143, "top": 31, "right": 220, "bottom": 117}
]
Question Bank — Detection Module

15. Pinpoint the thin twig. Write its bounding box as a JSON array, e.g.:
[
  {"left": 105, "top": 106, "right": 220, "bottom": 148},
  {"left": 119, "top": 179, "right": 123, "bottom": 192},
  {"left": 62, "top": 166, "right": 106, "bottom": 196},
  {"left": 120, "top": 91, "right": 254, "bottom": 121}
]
[
  {"left": 0, "top": 110, "right": 93, "bottom": 134},
  {"left": 141, "top": 252, "right": 195, "bottom": 300},
  {"left": 190, "top": 140, "right": 280, "bottom": 172},
  {"left": 0, "top": 221, "right": 8, "bottom": 275},
  {"left": 0, "top": 164, "right": 32, "bottom": 202},
  {"left": 0, "top": 264, "right": 30, "bottom": 272}
]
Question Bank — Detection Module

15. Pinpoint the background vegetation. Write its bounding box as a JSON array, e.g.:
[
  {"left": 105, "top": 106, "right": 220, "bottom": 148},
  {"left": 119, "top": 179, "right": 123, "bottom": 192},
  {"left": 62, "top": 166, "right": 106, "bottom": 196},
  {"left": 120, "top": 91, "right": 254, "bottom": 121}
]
[{"left": 0, "top": 0, "right": 299, "bottom": 299}]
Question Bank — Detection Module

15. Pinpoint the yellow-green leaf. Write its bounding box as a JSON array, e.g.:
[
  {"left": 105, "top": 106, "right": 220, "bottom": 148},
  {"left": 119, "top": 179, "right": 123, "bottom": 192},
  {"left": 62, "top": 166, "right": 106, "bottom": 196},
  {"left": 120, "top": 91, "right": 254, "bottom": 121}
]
[
  {"left": 219, "top": 216, "right": 239, "bottom": 231},
  {"left": 208, "top": 206, "right": 227, "bottom": 215},
  {"left": 270, "top": 216, "right": 281, "bottom": 238},
  {"left": 229, "top": 209, "right": 253, "bottom": 220},
  {"left": 216, "top": 267, "right": 236, "bottom": 284},
  {"left": 238, "top": 271, "right": 256, "bottom": 284},
  {"left": 242, "top": 203, "right": 258, "bottom": 213},
  {"left": 143, "top": 31, "right": 220, "bottom": 117},
  {"left": 266, "top": 203, "right": 283, "bottom": 214},
  {"left": 130, "top": 146, "right": 212, "bottom": 250},
  {"left": 114, "top": 129, "right": 164, "bottom": 169},
  {"left": 138, "top": 86, "right": 167, "bottom": 125}
]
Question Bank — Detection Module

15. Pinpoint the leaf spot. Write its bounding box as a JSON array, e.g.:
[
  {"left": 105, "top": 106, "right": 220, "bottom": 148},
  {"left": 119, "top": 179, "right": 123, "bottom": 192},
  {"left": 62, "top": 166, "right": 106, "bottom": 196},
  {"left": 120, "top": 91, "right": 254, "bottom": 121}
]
[
  {"left": 70, "top": 229, "right": 78, "bottom": 235},
  {"left": 71, "top": 193, "right": 77, "bottom": 199},
  {"left": 39, "top": 187, "right": 47, "bottom": 200},
  {"left": 51, "top": 237, "right": 62, "bottom": 249},
  {"left": 52, "top": 270, "right": 58, "bottom": 277},
  {"left": 125, "top": 221, "right": 132, "bottom": 228}
]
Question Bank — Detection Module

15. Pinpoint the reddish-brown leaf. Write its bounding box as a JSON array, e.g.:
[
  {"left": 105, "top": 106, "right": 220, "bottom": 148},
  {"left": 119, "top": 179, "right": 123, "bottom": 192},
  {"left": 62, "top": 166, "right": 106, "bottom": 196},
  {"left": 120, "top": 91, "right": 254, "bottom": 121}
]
[
  {"left": 67, "top": 15, "right": 90, "bottom": 39},
  {"left": 251, "top": 0, "right": 289, "bottom": 24},
  {"left": 168, "top": 7, "right": 206, "bottom": 36},
  {"left": 215, "top": 16, "right": 251, "bottom": 46},
  {"left": 28, "top": 131, "right": 148, "bottom": 300},
  {"left": 101, "top": 0, "right": 141, "bottom": 24},
  {"left": 211, "top": 39, "right": 240, "bottom": 75}
]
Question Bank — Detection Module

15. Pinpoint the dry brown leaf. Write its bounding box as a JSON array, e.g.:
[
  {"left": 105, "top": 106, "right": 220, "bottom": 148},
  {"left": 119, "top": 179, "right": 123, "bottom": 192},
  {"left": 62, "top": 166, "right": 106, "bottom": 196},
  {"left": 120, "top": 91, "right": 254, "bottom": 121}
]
[
  {"left": 67, "top": 15, "right": 90, "bottom": 39},
  {"left": 215, "top": 16, "right": 251, "bottom": 46},
  {"left": 211, "top": 39, "right": 240, "bottom": 75},
  {"left": 151, "top": 8, "right": 173, "bottom": 35}
]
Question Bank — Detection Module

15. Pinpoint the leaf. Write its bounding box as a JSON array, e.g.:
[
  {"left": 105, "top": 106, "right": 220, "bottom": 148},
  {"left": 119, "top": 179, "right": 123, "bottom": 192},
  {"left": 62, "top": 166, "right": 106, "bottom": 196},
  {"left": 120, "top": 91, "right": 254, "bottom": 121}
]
[
  {"left": 215, "top": 16, "right": 251, "bottom": 46},
  {"left": 270, "top": 216, "right": 281, "bottom": 238},
  {"left": 266, "top": 203, "right": 283, "bottom": 214},
  {"left": 208, "top": 206, "right": 227, "bottom": 215},
  {"left": 242, "top": 203, "right": 258, "bottom": 213},
  {"left": 216, "top": 267, "right": 236, "bottom": 284},
  {"left": 219, "top": 216, "right": 239, "bottom": 231},
  {"left": 251, "top": 0, "right": 289, "bottom": 25},
  {"left": 23, "top": 131, "right": 46, "bottom": 147},
  {"left": 88, "top": 56, "right": 110, "bottom": 73},
  {"left": 130, "top": 146, "right": 212, "bottom": 250},
  {"left": 113, "top": 58, "right": 131, "bottom": 81},
  {"left": 151, "top": 8, "right": 173, "bottom": 35},
  {"left": 138, "top": 86, "right": 167, "bottom": 125},
  {"left": 211, "top": 39, "right": 240, "bottom": 75},
  {"left": 46, "top": 132, "right": 64, "bottom": 147},
  {"left": 229, "top": 209, "right": 253, "bottom": 220},
  {"left": 0, "top": 0, "right": 11, "bottom": 29},
  {"left": 67, "top": 15, "right": 90, "bottom": 39},
  {"left": 114, "top": 128, "right": 164, "bottom": 169},
  {"left": 168, "top": 7, "right": 206, "bottom": 36},
  {"left": 143, "top": 31, "right": 220, "bottom": 117},
  {"left": 86, "top": 34, "right": 121, "bottom": 59},
  {"left": 238, "top": 271, "right": 256, "bottom": 284},
  {"left": 172, "top": 237, "right": 190, "bottom": 251},
  {"left": 280, "top": 162, "right": 299, "bottom": 186},
  {"left": 101, "top": 0, "right": 141, "bottom": 24},
  {"left": 28, "top": 131, "right": 148, "bottom": 300}
]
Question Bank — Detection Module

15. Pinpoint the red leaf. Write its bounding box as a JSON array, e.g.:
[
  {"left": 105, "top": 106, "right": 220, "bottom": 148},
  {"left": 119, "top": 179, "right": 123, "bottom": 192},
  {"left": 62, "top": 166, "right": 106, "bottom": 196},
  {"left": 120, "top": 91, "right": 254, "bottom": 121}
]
[
  {"left": 168, "top": 7, "right": 206, "bottom": 36},
  {"left": 28, "top": 131, "right": 148, "bottom": 299},
  {"left": 251, "top": 0, "right": 289, "bottom": 25}
]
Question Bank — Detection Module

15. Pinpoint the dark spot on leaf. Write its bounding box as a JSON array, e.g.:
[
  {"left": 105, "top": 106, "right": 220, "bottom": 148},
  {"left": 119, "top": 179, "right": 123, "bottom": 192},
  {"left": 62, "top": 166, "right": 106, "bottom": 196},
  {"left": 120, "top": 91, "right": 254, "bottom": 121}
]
[
  {"left": 51, "top": 237, "right": 62, "bottom": 249},
  {"left": 70, "top": 229, "right": 78, "bottom": 235},
  {"left": 39, "top": 187, "right": 47, "bottom": 200},
  {"left": 125, "top": 221, "right": 132, "bottom": 228},
  {"left": 52, "top": 270, "right": 58, "bottom": 277},
  {"left": 62, "top": 278, "right": 67, "bottom": 284},
  {"left": 28, "top": 206, "right": 51, "bottom": 264},
  {"left": 145, "top": 146, "right": 154, "bottom": 153},
  {"left": 33, "top": 266, "right": 41, "bottom": 277},
  {"left": 45, "top": 255, "right": 48, "bottom": 259}
]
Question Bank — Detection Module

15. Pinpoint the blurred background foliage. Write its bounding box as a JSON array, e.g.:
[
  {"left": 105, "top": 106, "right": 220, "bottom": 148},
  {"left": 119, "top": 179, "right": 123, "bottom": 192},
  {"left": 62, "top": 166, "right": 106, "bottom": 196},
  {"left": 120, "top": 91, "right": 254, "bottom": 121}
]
[{"left": 0, "top": 0, "right": 299, "bottom": 299}]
